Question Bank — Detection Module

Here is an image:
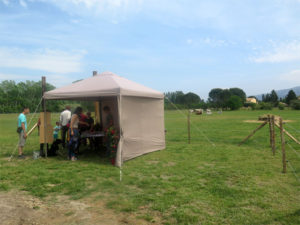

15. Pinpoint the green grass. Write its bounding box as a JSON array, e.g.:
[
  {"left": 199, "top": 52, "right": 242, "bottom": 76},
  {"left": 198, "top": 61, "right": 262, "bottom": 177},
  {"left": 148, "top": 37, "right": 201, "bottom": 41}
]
[{"left": 0, "top": 110, "right": 300, "bottom": 224}]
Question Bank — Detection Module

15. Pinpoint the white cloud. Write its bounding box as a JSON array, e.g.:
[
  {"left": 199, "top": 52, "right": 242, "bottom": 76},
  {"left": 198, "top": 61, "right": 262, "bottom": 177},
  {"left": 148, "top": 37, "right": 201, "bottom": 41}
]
[
  {"left": 251, "top": 41, "right": 300, "bottom": 63},
  {"left": 0, "top": 73, "right": 76, "bottom": 87},
  {"left": 0, "top": 73, "right": 26, "bottom": 80},
  {"left": 19, "top": 0, "right": 27, "bottom": 7},
  {"left": 0, "top": 48, "right": 85, "bottom": 73},
  {"left": 280, "top": 70, "right": 300, "bottom": 82},
  {"left": 1, "top": 0, "right": 10, "bottom": 5},
  {"left": 38, "top": 0, "right": 143, "bottom": 16},
  {"left": 46, "top": 74, "right": 78, "bottom": 87},
  {"left": 186, "top": 37, "right": 229, "bottom": 47}
]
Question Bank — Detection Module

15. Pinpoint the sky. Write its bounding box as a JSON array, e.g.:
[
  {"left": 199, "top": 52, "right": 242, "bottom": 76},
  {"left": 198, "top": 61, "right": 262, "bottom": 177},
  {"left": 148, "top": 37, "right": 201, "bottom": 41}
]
[{"left": 1, "top": 0, "right": 300, "bottom": 99}]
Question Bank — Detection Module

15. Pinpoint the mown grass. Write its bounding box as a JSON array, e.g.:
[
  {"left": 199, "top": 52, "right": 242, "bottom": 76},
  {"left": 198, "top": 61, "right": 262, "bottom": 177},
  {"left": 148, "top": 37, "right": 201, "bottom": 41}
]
[{"left": 0, "top": 110, "right": 300, "bottom": 224}]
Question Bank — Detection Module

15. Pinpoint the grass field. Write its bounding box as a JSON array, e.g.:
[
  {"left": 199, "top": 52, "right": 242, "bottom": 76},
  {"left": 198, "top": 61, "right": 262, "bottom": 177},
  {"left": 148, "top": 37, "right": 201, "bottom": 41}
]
[{"left": 0, "top": 109, "right": 300, "bottom": 224}]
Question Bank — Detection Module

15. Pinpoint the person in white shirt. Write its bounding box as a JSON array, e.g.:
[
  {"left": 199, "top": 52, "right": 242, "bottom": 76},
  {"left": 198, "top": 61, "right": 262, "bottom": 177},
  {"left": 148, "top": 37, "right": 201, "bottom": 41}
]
[{"left": 60, "top": 106, "right": 71, "bottom": 148}]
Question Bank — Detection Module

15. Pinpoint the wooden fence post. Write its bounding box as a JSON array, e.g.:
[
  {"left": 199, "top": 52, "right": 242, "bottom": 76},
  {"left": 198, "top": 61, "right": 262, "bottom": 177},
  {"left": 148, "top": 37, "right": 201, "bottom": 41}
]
[
  {"left": 188, "top": 111, "right": 191, "bottom": 144},
  {"left": 268, "top": 115, "right": 272, "bottom": 147},
  {"left": 271, "top": 115, "right": 276, "bottom": 155},
  {"left": 42, "top": 76, "right": 47, "bottom": 158},
  {"left": 279, "top": 117, "right": 287, "bottom": 173}
]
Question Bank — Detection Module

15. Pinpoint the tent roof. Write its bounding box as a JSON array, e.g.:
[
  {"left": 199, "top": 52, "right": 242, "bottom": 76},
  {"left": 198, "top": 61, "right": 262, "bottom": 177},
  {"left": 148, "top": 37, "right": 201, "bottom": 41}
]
[{"left": 44, "top": 72, "right": 164, "bottom": 100}]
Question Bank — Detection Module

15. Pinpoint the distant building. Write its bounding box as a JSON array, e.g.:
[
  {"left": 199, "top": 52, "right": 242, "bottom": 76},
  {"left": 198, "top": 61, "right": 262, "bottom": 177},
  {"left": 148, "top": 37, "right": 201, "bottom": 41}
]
[{"left": 246, "top": 97, "right": 258, "bottom": 104}]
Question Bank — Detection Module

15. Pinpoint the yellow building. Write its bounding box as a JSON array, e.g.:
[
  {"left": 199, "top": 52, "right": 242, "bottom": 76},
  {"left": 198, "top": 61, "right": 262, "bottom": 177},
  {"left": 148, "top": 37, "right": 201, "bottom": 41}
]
[{"left": 246, "top": 97, "right": 257, "bottom": 104}]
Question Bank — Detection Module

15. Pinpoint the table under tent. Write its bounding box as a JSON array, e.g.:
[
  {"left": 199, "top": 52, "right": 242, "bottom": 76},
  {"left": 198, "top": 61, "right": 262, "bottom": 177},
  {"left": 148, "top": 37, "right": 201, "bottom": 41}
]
[{"left": 44, "top": 72, "right": 166, "bottom": 167}]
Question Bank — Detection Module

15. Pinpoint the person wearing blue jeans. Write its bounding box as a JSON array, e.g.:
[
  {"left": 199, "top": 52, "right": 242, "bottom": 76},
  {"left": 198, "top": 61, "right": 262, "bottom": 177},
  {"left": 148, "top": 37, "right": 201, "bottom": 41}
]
[{"left": 68, "top": 107, "right": 89, "bottom": 161}]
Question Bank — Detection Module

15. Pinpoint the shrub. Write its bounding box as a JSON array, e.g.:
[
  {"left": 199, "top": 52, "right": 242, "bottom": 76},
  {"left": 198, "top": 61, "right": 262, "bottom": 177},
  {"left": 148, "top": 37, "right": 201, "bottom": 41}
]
[
  {"left": 226, "top": 96, "right": 243, "bottom": 110},
  {"left": 244, "top": 102, "right": 256, "bottom": 110},
  {"left": 278, "top": 102, "right": 285, "bottom": 110},
  {"left": 256, "top": 102, "right": 273, "bottom": 110},
  {"left": 290, "top": 99, "right": 300, "bottom": 110}
]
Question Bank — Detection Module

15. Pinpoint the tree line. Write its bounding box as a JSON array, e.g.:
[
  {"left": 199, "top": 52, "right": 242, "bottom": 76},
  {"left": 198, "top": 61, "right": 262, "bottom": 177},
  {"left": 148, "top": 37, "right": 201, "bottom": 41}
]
[
  {"left": 0, "top": 80, "right": 64, "bottom": 113},
  {"left": 165, "top": 88, "right": 246, "bottom": 110},
  {"left": 165, "top": 88, "right": 300, "bottom": 110},
  {"left": 1, "top": 80, "right": 300, "bottom": 113}
]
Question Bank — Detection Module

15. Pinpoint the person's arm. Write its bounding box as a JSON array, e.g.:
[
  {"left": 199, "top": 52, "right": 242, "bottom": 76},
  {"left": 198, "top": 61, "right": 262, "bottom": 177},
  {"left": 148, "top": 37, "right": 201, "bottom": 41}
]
[
  {"left": 21, "top": 122, "right": 27, "bottom": 138},
  {"left": 79, "top": 120, "right": 89, "bottom": 126},
  {"left": 59, "top": 113, "right": 63, "bottom": 126},
  {"left": 70, "top": 115, "right": 77, "bottom": 136}
]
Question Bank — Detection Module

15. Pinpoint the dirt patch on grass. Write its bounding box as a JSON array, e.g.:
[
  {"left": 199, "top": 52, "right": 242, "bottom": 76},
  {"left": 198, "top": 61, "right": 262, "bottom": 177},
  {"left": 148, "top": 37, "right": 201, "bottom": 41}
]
[{"left": 0, "top": 191, "right": 153, "bottom": 225}]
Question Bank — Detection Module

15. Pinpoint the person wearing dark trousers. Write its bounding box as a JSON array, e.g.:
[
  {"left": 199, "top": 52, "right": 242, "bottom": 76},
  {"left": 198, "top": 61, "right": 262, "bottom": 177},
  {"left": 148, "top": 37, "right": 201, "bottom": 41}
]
[{"left": 60, "top": 106, "right": 71, "bottom": 148}]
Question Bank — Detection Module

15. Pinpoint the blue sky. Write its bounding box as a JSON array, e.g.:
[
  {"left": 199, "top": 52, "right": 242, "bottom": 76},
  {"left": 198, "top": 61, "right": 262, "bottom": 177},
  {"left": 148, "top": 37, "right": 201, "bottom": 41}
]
[{"left": 1, "top": 0, "right": 300, "bottom": 99}]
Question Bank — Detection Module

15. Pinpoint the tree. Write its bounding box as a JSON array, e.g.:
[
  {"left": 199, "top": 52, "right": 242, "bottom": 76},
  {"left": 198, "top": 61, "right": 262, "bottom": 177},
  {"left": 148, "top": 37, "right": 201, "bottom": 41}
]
[
  {"left": 270, "top": 90, "right": 278, "bottom": 106},
  {"left": 183, "top": 92, "right": 201, "bottom": 106},
  {"left": 219, "top": 89, "right": 232, "bottom": 107},
  {"left": 229, "top": 88, "right": 246, "bottom": 103},
  {"left": 0, "top": 80, "right": 63, "bottom": 113},
  {"left": 208, "top": 87, "right": 247, "bottom": 109},
  {"left": 285, "top": 90, "right": 297, "bottom": 105},
  {"left": 226, "top": 95, "right": 243, "bottom": 110},
  {"left": 208, "top": 88, "right": 223, "bottom": 107},
  {"left": 290, "top": 99, "right": 300, "bottom": 110}
]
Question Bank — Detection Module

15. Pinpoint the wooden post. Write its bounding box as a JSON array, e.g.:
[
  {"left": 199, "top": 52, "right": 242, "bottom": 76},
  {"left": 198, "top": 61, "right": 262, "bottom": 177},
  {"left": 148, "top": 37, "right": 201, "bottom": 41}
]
[
  {"left": 42, "top": 76, "right": 47, "bottom": 158},
  {"left": 279, "top": 117, "right": 286, "bottom": 173},
  {"left": 268, "top": 115, "right": 272, "bottom": 147},
  {"left": 238, "top": 121, "right": 268, "bottom": 146},
  {"left": 93, "top": 71, "right": 101, "bottom": 124},
  {"left": 271, "top": 115, "right": 276, "bottom": 155},
  {"left": 187, "top": 111, "right": 191, "bottom": 144}
]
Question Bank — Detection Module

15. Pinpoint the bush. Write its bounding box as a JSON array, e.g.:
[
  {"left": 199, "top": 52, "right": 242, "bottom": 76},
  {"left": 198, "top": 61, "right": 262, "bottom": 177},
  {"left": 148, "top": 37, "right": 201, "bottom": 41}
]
[
  {"left": 290, "top": 100, "right": 300, "bottom": 110},
  {"left": 278, "top": 102, "right": 285, "bottom": 110},
  {"left": 244, "top": 102, "right": 256, "bottom": 110},
  {"left": 255, "top": 102, "right": 273, "bottom": 110},
  {"left": 226, "top": 95, "right": 243, "bottom": 110}
]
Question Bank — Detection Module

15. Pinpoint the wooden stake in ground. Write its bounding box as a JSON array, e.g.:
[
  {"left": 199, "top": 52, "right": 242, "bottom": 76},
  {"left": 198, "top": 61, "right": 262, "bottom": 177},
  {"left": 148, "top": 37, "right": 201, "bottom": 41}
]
[
  {"left": 271, "top": 115, "right": 276, "bottom": 155},
  {"left": 279, "top": 117, "right": 287, "bottom": 173},
  {"left": 238, "top": 121, "right": 268, "bottom": 146},
  {"left": 268, "top": 115, "right": 272, "bottom": 147},
  {"left": 187, "top": 111, "right": 191, "bottom": 144},
  {"left": 42, "top": 76, "right": 47, "bottom": 158}
]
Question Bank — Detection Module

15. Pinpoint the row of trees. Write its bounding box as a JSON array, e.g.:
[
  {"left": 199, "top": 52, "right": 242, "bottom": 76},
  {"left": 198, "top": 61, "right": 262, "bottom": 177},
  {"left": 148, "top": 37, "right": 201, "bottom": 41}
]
[
  {"left": 165, "top": 88, "right": 246, "bottom": 110},
  {"left": 260, "top": 89, "right": 300, "bottom": 109},
  {"left": 1, "top": 79, "right": 299, "bottom": 113},
  {"left": 165, "top": 88, "right": 300, "bottom": 111},
  {"left": 0, "top": 80, "right": 64, "bottom": 113}
]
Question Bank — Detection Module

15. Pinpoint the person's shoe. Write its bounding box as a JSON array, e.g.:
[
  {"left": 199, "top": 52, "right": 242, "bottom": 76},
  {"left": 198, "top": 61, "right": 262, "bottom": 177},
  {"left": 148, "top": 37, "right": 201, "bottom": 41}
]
[
  {"left": 71, "top": 157, "right": 77, "bottom": 161},
  {"left": 18, "top": 155, "right": 25, "bottom": 159}
]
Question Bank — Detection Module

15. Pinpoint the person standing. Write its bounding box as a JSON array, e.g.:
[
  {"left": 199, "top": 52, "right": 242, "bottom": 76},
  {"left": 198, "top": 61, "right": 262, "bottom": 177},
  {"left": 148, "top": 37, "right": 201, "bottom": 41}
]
[
  {"left": 17, "top": 106, "right": 30, "bottom": 159},
  {"left": 60, "top": 106, "right": 71, "bottom": 148},
  {"left": 68, "top": 107, "right": 88, "bottom": 161}
]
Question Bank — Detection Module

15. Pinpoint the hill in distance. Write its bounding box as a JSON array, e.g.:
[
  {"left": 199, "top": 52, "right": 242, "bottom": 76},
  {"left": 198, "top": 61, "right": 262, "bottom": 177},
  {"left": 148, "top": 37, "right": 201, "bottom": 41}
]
[{"left": 255, "top": 86, "right": 300, "bottom": 100}]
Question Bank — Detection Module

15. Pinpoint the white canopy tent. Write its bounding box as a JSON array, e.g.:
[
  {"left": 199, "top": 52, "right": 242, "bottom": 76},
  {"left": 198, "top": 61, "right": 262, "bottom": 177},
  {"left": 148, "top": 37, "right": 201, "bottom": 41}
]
[{"left": 44, "top": 72, "right": 165, "bottom": 167}]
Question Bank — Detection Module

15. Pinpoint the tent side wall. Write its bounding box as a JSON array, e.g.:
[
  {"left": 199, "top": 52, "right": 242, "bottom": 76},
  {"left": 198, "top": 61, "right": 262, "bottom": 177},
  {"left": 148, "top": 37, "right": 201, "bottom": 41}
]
[{"left": 120, "top": 96, "right": 165, "bottom": 162}]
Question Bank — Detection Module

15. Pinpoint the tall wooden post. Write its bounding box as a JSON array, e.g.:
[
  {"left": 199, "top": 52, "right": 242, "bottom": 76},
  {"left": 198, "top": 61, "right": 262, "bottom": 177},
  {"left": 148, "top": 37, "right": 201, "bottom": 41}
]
[
  {"left": 187, "top": 111, "right": 191, "bottom": 144},
  {"left": 42, "top": 76, "right": 47, "bottom": 158},
  {"left": 93, "top": 71, "right": 101, "bottom": 124},
  {"left": 268, "top": 115, "right": 272, "bottom": 147},
  {"left": 271, "top": 115, "right": 276, "bottom": 155},
  {"left": 279, "top": 117, "right": 286, "bottom": 173}
]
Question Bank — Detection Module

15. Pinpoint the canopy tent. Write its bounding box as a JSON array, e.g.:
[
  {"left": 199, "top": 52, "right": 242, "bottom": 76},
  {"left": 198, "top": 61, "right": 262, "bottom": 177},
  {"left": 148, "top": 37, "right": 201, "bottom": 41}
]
[{"left": 44, "top": 72, "right": 165, "bottom": 167}]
